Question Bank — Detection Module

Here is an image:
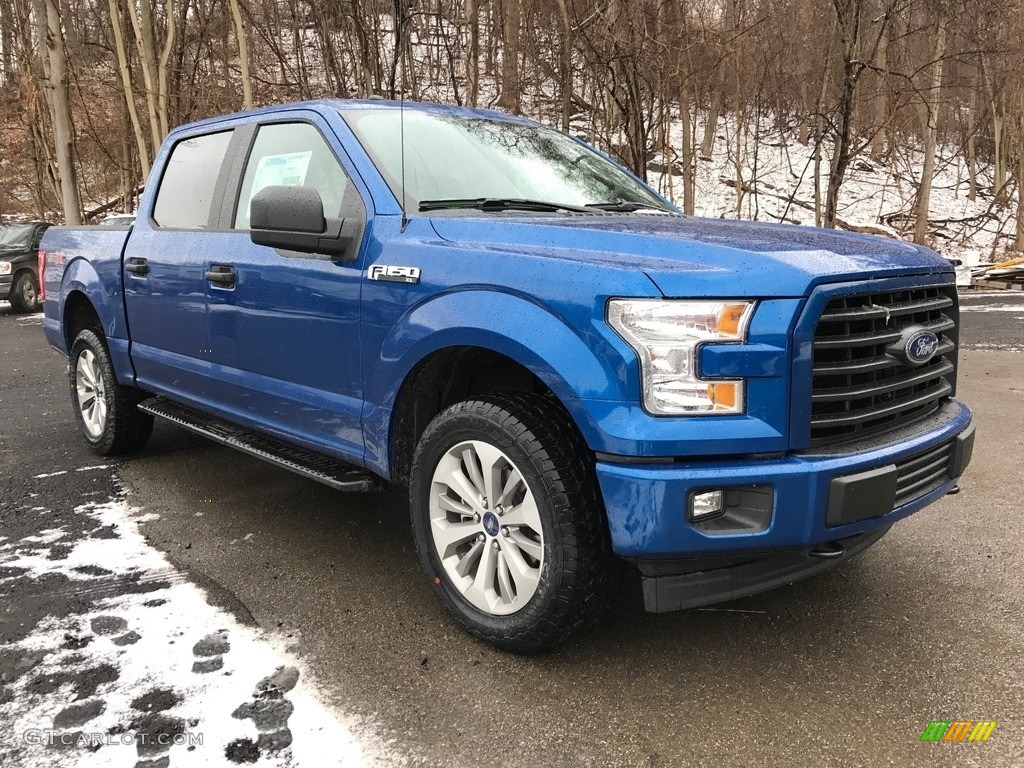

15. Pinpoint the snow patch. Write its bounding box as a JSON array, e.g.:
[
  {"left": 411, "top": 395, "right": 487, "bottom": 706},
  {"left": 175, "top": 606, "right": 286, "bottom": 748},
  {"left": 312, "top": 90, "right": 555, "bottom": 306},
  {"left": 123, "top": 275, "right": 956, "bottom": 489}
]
[{"left": 0, "top": 498, "right": 392, "bottom": 767}]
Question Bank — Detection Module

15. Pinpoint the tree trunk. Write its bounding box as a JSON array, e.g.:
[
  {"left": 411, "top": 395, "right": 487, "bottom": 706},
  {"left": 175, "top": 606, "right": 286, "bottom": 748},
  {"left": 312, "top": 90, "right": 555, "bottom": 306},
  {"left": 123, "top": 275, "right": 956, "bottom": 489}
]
[
  {"left": 870, "top": 25, "right": 888, "bottom": 161},
  {"left": 555, "top": 0, "right": 572, "bottom": 131},
  {"left": 672, "top": 0, "right": 695, "bottom": 214},
  {"left": 40, "top": 0, "right": 81, "bottom": 224},
  {"left": 914, "top": 19, "right": 947, "bottom": 245},
  {"left": 966, "top": 80, "right": 977, "bottom": 201},
  {"left": 227, "top": 0, "right": 251, "bottom": 108},
  {"left": 0, "top": 0, "right": 13, "bottom": 84},
  {"left": 157, "top": 0, "right": 175, "bottom": 134},
  {"left": 679, "top": 90, "right": 695, "bottom": 215},
  {"left": 108, "top": 0, "right": 149, "bottom": 178},
  {"left": 497, "top": 0, "right": 521, "bottom": 112},
  {"left": 981, "top": 59, "right": 1009, "bottom": 204},
  {"left": 814, "top": 114, "right": 823, "bottom": 227},
  {"left": 465, "top": 0, "right": 479, "bottom": 106},
  {"left": 701, "top": 63, "right": 725, "bottom": 159},
  {"left": 126, "top": 0, "right": 161, "bottom": 150},
  {"left": 824, "top": 0, "right": 882, "bottom": 229},
  {"left": 1015, "top": 164, "right": 1024, "bottom": 251}
]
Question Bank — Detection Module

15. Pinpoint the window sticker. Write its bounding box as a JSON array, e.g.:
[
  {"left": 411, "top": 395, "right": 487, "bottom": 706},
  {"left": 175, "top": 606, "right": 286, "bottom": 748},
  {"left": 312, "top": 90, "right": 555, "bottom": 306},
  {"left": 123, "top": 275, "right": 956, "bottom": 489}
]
[{"left": 247, "top": 150, "right": 312, "bottom": 215}]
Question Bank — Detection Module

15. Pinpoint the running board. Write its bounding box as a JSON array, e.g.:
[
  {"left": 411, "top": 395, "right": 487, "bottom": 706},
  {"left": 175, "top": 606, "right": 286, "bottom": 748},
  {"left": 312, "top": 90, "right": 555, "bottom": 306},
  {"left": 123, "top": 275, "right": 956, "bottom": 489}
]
[{"left": 138, "top": 396, "right": 384, "bottom": 492}]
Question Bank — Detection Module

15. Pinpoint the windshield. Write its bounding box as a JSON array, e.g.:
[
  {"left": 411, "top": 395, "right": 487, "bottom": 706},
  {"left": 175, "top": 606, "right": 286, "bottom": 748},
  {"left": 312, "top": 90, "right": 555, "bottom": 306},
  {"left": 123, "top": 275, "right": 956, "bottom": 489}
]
[
  {"left": 0, "top": 225, "right": 34, "bottom": 248},
  {"left": 341, "top": 109, "right": 673, "bottom": 213}
]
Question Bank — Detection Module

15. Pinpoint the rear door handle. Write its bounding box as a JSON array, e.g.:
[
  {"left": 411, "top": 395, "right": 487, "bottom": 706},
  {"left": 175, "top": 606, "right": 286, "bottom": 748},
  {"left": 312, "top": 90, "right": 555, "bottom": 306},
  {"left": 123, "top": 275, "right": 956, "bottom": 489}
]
[
  {"left": 205, "top": 265, "right": 236, "bottom": 288},
  {"left": 125, "top": 257, "right": 148, "bottom": 276}
]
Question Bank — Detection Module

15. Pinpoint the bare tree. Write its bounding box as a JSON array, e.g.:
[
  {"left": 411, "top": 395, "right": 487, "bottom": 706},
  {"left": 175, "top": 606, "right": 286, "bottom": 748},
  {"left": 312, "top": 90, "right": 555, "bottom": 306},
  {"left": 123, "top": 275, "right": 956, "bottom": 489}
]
[
  {"left": 37, "top": 0, "right": 82, "bottom": 223},
  {"left": 914, "top": 10, "right": 948, "bottom": 244},
  {"left": 107, "top": 0, "right": 149, "bottom": 177},
  {"left": 227, "top": 0, "right": 252, "bottom": 108}
]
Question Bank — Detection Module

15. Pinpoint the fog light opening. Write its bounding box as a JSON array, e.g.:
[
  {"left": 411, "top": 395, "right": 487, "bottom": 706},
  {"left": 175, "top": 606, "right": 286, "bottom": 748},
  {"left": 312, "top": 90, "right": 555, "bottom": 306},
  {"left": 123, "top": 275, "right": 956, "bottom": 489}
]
[{"left": 688, "top": 489, "right": 725, "bottom": 522}]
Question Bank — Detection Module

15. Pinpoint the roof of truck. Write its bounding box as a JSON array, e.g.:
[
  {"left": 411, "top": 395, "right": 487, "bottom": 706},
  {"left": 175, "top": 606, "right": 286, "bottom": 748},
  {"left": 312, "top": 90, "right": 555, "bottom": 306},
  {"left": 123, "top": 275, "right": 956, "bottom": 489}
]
[{"left": 172, "top": 99, "right": 541, "bottom": 136}]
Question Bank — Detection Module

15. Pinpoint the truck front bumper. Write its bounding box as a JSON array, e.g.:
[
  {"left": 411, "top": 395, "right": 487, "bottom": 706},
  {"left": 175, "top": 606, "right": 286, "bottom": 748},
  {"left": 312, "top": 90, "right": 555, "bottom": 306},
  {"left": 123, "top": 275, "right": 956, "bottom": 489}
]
[
  {"left": 595, "top": 400, "right": 974, "bottom": 608},
  {"left": 0, "top": 273, "right": 12, "bottom": 299}
]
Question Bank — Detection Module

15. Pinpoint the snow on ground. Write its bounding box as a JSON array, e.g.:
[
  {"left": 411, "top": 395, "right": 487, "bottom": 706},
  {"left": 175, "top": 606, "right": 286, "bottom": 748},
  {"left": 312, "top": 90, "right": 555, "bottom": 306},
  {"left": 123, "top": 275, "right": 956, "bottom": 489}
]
[{"left": 0, "top": 495, "right": 396, "bottom": 767}]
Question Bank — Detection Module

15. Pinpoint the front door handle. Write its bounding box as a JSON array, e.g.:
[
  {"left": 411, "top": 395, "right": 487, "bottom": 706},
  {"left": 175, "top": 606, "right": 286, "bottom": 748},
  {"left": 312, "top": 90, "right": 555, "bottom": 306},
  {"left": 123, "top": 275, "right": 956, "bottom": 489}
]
[
  {"left": 205, "top": 265, "right": 236, "bottom": 288},
  {"left": 125, "top": 257, "right": 148, "bottom": 276}
]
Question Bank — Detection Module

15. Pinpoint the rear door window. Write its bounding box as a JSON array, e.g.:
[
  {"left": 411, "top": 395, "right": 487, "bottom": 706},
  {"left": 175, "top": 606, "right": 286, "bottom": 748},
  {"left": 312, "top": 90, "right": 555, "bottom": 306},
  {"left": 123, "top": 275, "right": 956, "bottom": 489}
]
[{"left": 152, "top": 130, "right": 233, "bottom": 229}]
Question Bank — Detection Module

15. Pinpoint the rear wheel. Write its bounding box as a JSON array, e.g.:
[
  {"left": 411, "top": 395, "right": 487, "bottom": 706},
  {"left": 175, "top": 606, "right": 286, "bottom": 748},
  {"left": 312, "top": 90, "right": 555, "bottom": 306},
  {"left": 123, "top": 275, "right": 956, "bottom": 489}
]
[
  {"left": 9, "top": 272, "right": 40, "bottom": 313},
  {"left": 410, "top": 393, "right": 611, "bottom": 653},
  {"left": 69, "top": 329, "right": 154, "bottom": 455}
]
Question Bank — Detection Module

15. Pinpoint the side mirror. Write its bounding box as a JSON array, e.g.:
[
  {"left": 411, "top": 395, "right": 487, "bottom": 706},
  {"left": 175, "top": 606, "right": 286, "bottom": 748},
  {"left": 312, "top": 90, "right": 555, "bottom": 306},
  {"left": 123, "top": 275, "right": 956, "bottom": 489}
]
[{"left": 249, "top": 185, "right": 352, "bottom": 258}]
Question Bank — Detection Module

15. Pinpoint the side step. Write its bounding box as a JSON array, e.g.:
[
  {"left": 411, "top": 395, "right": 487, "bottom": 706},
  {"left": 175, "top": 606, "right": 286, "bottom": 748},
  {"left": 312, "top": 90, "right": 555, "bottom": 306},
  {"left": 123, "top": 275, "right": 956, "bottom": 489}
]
[{"left": 138, "top": 396, "right": 384, "bottom": 492}]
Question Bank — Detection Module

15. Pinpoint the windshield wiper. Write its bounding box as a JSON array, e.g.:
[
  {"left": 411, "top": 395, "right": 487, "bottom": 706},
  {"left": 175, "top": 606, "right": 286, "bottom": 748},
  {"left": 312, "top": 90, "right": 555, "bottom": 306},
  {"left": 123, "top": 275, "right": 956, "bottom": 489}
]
[
  {"left": 418, "top": 198, "right": 594, "bottom": 214},
  {"left": 585, "top": 201, "right": 672, "bottom": 213}
]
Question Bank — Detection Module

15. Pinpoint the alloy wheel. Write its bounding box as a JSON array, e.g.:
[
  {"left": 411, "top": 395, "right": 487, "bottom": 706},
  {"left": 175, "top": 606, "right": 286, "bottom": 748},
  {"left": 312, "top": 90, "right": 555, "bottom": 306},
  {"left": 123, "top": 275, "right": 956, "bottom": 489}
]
[
  {"left": 428, "top": 439, "right": 544, "bottom": 615},
  {"left": 76, "top": 349, "right": 107, "bottom": 438}
]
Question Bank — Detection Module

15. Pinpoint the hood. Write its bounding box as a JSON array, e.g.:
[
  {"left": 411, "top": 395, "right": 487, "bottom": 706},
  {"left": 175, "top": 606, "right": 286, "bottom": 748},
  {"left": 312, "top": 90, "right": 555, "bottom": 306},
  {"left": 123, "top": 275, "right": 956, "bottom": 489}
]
[
  {"left": 428, "top": 214, "right": 952, "bottom": 297},
  {"left": 0, "top": 245, "right": 32, "bottom": 258}
]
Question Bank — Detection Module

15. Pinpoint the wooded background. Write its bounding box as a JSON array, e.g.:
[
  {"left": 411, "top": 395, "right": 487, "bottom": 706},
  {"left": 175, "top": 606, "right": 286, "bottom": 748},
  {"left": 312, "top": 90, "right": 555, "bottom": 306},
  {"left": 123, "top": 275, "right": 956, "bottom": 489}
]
[{"left": 1, "top": 0, "right": 1022, "bottom": 253}]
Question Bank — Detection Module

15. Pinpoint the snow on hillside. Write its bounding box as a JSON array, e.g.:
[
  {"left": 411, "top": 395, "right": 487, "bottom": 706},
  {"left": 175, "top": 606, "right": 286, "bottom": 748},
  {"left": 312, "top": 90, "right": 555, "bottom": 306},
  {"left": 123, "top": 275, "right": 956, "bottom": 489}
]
[{"left": 641, "top": 113, "right": 1016, "bottom": 264}]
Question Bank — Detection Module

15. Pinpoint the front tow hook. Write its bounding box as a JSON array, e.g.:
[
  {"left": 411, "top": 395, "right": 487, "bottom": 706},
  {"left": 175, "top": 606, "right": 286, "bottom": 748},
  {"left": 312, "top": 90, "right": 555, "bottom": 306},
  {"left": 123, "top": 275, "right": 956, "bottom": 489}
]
[{"left": 809, "top": 540, "right": 846, "bottom": 559}]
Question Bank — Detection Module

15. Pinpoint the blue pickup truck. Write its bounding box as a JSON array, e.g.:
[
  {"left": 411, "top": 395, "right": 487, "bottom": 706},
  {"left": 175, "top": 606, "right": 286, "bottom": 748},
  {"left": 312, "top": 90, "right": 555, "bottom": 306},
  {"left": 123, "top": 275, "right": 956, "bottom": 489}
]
[{"left": 41, "top": 99, "right": 974, "bottom": 651}]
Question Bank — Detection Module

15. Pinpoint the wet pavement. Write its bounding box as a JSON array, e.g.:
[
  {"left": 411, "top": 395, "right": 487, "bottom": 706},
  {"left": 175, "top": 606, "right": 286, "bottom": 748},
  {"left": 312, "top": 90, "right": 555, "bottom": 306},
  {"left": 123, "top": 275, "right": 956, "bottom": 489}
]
[{"left": 2, "top": 291, "right": 1022, "bottom": 767}]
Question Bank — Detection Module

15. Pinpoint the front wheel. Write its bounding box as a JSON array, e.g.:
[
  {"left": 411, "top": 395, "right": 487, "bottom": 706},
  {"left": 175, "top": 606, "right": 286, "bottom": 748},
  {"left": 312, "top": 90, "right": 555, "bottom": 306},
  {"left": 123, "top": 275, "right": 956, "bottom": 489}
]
[
  {"left": 9, "top": 272, "right": 40, "bottom": 313},
  {"left": 410, "top": 393, "right": 611, "bottom": 653},
  {"left": 69, "top": 329, "right": 154, "bottom": 455}
]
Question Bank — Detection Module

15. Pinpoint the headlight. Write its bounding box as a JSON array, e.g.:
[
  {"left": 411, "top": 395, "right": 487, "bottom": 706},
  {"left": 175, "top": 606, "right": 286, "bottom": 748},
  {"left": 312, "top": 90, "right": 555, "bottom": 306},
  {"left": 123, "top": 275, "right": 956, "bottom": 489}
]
[
  {"left": 607, "top": 299, "right": 755, "bottom": 415},
  {"left": 0, "top": 261, "right": 11, "bottom": 275}
]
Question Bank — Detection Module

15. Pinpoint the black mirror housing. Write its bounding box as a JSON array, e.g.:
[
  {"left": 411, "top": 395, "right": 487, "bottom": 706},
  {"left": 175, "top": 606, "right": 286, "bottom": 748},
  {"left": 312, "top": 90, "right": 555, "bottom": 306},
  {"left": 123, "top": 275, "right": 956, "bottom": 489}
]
[
  {"left": 251, "top": 185, "right": 325, "bottom": 233},
  {"left": 249, "top": 185, "right": 352, "bottom": 258}
]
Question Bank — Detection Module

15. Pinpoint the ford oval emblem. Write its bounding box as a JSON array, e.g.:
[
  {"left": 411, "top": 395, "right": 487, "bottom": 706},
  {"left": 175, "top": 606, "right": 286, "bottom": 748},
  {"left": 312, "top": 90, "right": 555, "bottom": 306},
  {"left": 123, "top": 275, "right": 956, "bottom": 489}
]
[{"left": 905, "top": 330, "right": 940, "bottom": 365}]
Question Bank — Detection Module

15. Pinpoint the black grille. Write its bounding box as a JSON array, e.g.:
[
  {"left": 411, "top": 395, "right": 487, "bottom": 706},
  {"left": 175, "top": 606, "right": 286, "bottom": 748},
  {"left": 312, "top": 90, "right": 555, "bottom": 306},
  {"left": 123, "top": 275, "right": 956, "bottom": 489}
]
[
  {"left": 810, "top": 285, "right": 958, "bottom": 447},
  {"left": 894, "top": 441, "right": 954, "bottom": 507}
]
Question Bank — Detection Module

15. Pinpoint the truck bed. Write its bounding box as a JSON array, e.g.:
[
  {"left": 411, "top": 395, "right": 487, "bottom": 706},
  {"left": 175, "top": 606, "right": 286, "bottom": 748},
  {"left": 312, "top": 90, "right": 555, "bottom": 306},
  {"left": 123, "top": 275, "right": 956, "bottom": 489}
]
[{"left": 40, "top": 226, "right": 132, "bottom": 364}]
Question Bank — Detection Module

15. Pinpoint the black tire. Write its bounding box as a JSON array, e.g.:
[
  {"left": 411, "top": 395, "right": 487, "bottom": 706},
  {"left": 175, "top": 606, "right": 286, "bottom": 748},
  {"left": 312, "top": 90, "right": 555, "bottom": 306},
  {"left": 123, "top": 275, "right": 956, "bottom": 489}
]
[
  {"left": 9, "top": 272, "right": 40, "bottom": 313},
  {"left": 69, "top": 328, "right": 154, "bottom": 455},
  {"left": 410, "top": 393, "right": 612, "bottom": 653}
]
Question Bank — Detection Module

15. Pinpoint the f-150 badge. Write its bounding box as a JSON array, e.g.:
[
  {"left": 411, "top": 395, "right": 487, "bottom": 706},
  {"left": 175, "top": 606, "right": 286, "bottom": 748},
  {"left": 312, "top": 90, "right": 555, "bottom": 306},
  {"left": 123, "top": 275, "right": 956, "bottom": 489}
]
[{"left": 368, "top": 264, "right": 421, "bottom": 284}]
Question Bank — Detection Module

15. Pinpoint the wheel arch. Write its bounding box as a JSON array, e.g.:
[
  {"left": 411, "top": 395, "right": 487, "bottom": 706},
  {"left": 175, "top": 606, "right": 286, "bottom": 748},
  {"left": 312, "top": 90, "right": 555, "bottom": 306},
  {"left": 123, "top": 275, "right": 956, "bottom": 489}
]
[
  {"left": 387, "top": 345, "right": 583, "bottom": 486},
  {"left": 62, "top": 289, "right": 103, "bottom": 351},
  {"left": 60, "top": 258, "right": 120, "bottom": 347},
  {"left": 11, "top": 265, "right": 37, "bottom": 286},
  {"left": 370, "top": 291, "right": 626, "bottom": 484}
]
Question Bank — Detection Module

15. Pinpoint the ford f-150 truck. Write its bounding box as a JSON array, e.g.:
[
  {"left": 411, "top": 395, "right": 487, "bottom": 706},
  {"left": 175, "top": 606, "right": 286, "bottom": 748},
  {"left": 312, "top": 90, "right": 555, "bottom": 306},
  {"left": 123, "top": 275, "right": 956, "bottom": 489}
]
[{"left": 41, "top": 100, "right": 974, "bottom": 652}]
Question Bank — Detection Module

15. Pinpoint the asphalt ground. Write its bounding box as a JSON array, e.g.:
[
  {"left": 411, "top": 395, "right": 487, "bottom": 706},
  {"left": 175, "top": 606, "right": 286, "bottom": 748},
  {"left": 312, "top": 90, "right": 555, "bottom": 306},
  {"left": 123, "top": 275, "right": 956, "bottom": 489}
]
[{"left": 2, "top": 289, "right": 1023, "bottom": 767}]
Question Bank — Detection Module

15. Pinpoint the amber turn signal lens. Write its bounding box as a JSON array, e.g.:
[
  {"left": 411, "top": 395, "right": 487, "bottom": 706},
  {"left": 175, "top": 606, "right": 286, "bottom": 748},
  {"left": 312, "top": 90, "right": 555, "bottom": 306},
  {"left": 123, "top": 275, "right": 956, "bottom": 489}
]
[
  {"left": 708, "top": 382, "right": 738, "bottom": 409},
  {"left": 718, "top": 304, "right": 748, "bottom": 337}
]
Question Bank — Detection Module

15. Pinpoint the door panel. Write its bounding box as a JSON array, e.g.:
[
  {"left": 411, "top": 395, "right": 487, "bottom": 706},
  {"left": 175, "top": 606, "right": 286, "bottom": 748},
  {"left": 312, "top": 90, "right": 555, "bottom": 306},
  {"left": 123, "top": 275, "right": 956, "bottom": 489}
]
[
  {"left": 124, "top": 231, "right": 238, "bottom": 404},
  {"left": 202, "top": 117, "right": 368, "bottom": 463},
  {"left": 204, "top": 248, "right": 364, "bottom": 456},
  {"left": 123, "top": 129, "right": 234, "bottom": 402}
]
